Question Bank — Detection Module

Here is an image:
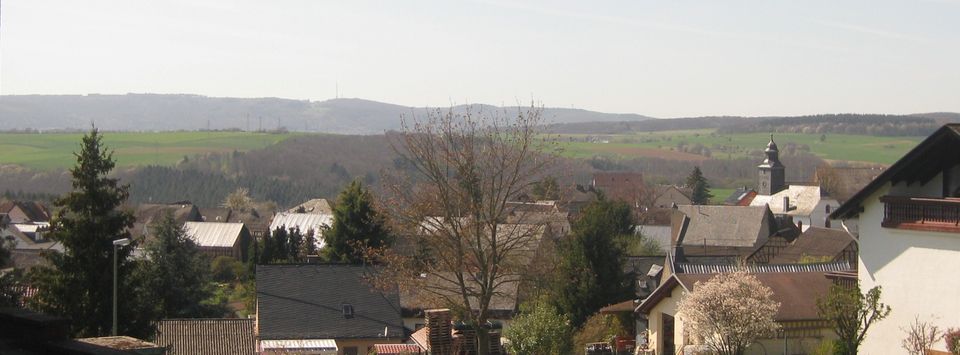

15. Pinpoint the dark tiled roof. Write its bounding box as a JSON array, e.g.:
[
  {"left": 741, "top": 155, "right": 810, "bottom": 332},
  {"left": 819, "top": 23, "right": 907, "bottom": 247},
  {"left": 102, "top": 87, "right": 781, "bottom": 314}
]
[
  {"left": 256, "top": 264, "right": 405, "bottom": 340},
  {"left": 155, "top": 318, "right": 254, "bottom": 355},
  {"left": 676, "top": 205, "right": 773, "bottom": 249},
  {"left": 769, "top": 227, "right": 856, "bottom": 264}
]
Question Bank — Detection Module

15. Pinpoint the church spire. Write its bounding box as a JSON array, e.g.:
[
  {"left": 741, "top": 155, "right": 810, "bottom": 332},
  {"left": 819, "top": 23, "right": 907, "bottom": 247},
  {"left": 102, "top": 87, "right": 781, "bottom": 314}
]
[{"left": 758, "top": 134, "right": 785, "bottom": 195}]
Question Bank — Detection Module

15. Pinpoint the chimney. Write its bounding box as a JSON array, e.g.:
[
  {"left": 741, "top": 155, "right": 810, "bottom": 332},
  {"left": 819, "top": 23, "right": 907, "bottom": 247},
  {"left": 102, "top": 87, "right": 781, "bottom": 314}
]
[{"left": 783, "top": 196, "right": 790, "bottom": 213}]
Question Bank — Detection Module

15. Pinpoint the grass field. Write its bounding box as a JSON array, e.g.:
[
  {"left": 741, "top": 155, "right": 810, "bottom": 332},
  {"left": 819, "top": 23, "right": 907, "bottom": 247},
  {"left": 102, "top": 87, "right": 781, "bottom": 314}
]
[
  {"left": 554, "top": 130, "right": 922, "bottom": 165},
  {"left": 0, "top": 131, "right": 295, "bottom": 170}
]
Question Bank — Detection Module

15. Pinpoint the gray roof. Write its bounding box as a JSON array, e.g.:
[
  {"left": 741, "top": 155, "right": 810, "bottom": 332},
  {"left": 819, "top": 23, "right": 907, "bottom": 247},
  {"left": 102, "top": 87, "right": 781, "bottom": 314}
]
[
  {"left": 256, "top": 264, "right": 405, "bottom": 340},
  {"left": 182, "top": 222, "right": 246, "bottom": 248},
  {"left": 676, "top": 205, "right": 772, "bottom": 249},
  {"left": 287, "top": 198, "right": 333, "bottom": 214},
  {"left": 155, "top": 318, "right": 254, "bottom": 355}
]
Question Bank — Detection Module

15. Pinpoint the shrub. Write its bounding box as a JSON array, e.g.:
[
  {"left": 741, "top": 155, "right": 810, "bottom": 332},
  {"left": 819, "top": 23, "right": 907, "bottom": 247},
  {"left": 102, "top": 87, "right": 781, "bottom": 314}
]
[{"left": 945, "top": 328, "right": 960, "bottom": 355}]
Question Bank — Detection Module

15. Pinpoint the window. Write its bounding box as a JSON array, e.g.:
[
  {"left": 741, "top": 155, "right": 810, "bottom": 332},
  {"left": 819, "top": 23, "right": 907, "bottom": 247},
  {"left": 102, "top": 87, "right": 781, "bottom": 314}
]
[{"left": 341, "top": 303, "right": 354, "bottom": 318}]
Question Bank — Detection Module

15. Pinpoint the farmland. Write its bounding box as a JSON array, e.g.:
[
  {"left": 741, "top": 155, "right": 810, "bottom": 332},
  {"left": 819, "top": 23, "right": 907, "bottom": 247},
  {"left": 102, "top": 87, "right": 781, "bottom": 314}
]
[
  {"left": 0, "top": 131, "right": 294, "bottom": 170},
  {"left": 554, "top": 129, "right": 922, "bottom": 165}
]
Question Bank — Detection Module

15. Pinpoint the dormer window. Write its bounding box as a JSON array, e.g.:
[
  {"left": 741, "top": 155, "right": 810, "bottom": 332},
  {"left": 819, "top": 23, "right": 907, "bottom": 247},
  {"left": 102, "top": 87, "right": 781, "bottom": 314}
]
[{"left": 341, "top": 303, "right": 354, "bottom": 318}]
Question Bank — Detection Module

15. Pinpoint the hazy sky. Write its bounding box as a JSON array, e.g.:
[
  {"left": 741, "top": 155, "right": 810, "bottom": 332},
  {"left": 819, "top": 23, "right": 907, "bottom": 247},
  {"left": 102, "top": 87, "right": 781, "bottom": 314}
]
[{"left": 1, "top": 0, "right": 958, "bottom": 117}]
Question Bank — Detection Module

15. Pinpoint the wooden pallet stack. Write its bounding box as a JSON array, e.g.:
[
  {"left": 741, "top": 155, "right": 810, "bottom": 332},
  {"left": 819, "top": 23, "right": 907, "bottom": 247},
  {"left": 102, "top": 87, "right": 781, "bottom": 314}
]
[
  {"left": 425, "top": 309, "right": 453, "bottom": 355},
  {"left": 452, "top": 325, "right": 476, "bottom": 355}
]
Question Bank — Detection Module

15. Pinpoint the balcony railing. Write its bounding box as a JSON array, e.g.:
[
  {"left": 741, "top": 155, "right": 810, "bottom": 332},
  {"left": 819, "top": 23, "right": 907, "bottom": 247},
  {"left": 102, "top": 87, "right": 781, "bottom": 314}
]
[{"left": 881, "top": 196, "right": 960, "bottom": 233}]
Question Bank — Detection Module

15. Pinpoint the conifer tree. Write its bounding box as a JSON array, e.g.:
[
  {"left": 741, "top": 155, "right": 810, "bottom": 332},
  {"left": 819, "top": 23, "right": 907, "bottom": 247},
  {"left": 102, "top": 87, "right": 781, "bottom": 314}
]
[
  {"left": 550, "top": 197, "right": 635, "bottom": 328},
  {"left": 138, "top": 211, "right": 218, "bottom": 318},
  {"left": 323, "top": 180, "right": 392, "bottom": 263},
  {"left": 28, "top": 128, "right": 149, "bottom": 336},
  {"left": 686, "top": 166, "right": 713, "bottom": 205}
]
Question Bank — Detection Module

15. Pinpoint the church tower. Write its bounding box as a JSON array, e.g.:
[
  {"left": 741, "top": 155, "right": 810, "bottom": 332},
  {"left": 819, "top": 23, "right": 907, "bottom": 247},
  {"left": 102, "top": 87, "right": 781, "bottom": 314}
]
[{"left": 758, "top": 135, "right": 785, "bottom": 195}]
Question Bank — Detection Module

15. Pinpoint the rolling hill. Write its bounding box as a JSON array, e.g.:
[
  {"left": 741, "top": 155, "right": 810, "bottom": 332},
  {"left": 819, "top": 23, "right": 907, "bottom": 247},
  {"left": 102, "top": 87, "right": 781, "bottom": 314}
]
[{"left": 0, "top": 94, "right": 652, "bottom": 134}]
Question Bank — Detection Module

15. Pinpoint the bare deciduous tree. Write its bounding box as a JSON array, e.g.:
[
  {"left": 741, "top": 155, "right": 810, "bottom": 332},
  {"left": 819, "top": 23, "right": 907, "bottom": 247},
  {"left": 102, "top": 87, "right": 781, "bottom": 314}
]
[
  {"left": 678, "top": 271, "right": 780, "bottom": 355},
  {"left": 373, "top": 105, "right": 558, "bottom": 355},
  {"left": 902, "top": 315, "right": 943, "bottom": 355}
]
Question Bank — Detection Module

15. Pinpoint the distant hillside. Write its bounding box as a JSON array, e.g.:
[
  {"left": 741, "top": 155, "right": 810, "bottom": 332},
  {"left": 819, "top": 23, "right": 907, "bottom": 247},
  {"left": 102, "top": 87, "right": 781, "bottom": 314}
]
[
  {"left": 0, "top": 94, "right": 652, "bottom": 134},
  {"left": 546, "top": 113, "right": 960, "bottom": 136}
]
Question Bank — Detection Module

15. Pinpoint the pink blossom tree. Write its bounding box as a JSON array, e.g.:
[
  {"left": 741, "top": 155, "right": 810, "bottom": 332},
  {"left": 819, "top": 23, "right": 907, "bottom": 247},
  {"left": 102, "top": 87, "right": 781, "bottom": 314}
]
[{"left": 678, "top": 271, "right": 780, "bottom": 355}]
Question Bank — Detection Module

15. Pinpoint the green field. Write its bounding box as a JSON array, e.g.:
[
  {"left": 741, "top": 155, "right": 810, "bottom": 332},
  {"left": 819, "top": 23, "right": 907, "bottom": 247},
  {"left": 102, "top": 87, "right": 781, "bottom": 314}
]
[
  {"left": 0, "top": 131, "right": 295, "bottom": 170},
  {"left": 554, "top": 130, "right": 922, "bottom": 165}
]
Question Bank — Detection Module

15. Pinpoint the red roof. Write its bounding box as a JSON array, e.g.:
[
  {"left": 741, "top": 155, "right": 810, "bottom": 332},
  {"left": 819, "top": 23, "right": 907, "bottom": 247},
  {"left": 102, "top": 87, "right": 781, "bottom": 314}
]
[{"left": 373, "top": 344, "right": 424, "bottom": 355}]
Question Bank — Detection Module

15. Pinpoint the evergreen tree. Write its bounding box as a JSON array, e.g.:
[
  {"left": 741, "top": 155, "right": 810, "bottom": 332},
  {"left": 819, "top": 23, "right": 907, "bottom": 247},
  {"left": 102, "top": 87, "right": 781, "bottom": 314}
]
[
  {"left": 686, "top": 166, "right": 713, "bottom": 205},
  {"left": 270, "top": 226, "right": 289, "bottom": 262},
  {"left": 550, "top": 198, "right": 635, "bottom": 328},
  {"left": 28, "top": 128, "right": 149, "bottom": 337},
  {"left": 323, "top": 180, "right": 392, "bottom": 263},
  {"left": 287, "top": 227, "right": 303, "bottom": 261},
  {"left": 137, "top": 211, "right": 217, "bottom": 318}
]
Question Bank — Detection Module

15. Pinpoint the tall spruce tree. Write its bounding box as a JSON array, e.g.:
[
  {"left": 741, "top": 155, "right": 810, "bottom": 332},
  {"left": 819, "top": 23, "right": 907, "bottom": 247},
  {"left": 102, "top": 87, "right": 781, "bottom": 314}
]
[
  {"left": 137, "top": 211, "right": 217, "bottom": 318},
  {"left": 323, "top": 180, "right": 391, "bottom": 263},
  {"left": 550, "top": 197, "right": 635, "bottom": 328},
  {"left": 28, "top": 128, "right": 148, "bottom": 337},
  {"left": 686, "top": 166, "right": 713, "bottom": 205}
]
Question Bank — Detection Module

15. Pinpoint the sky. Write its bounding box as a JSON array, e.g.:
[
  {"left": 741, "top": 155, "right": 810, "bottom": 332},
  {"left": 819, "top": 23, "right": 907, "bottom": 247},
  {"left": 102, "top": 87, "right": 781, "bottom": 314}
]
[{"left": 1, "top": 0, "right": 958, "bottom": 117}]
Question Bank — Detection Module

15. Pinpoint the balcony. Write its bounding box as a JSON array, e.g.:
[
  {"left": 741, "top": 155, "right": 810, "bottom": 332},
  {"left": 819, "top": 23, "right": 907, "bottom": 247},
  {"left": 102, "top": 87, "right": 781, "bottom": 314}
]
[{"left": 881, "top": 196, "right": 960, "bottom": 233}]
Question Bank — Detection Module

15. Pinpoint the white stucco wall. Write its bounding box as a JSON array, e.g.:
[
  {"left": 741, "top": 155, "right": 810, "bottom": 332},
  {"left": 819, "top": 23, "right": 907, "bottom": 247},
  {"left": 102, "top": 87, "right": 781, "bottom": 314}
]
[
  {"left": 645, "top": 286, "right": 686, "bottom": 355},
  {"left": 857, "top": 180, "right": 960, "bottom": 354}
]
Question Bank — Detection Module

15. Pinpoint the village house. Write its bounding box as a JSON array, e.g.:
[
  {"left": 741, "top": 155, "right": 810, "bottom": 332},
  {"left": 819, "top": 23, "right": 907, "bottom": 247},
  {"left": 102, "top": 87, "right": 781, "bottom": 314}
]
[
  {"left": 636, "top": 271, "right": 838, "bottom": 355},
  {"left": 829, "top": 124, "right": 960, "bottom": 354},
  {"left": 182, "top": 221, "right": 251, "bottom": 261},
  {"left": 0, "top": 200, "right": 50, "bottom": 224},
  {"left": 256, "top": 264, "right": 405, "bottom": 355},
  {"left": 650, "top": 185, "right": 692, "bottom": 209},
  {"left": 667, "top": 205, "right": 778, "bottom": 274}
]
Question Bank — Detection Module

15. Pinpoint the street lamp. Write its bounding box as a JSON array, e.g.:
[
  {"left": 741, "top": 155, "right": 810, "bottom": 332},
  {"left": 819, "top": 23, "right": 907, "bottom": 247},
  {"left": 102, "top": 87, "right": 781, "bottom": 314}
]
[{"left": 112, "top": 237, "right": 131, "bottom": 336}]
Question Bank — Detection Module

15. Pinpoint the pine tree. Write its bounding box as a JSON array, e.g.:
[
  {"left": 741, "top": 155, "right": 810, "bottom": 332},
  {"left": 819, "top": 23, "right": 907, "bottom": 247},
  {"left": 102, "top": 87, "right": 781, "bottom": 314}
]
[
  {"left": 137, "top": 211, "right": 218, "bottom": 318},
  {"left": 323, "top": 180, "right": 392, "bottom": 263},
  {"left": 686, "top": 166, "right": 713, "bottom": 205},
  {"left": 28, "top": 128, "right": 149, "bottom": 337},
  {"left": 550, "top": 197, "right": 635, "bottom": 328}
]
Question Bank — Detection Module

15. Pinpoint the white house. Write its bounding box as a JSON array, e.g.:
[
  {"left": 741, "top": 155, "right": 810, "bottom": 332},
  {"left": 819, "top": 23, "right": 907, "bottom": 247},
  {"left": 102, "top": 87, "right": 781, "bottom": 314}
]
[{"left": 830, "top": 124, "right": 960, "bottom": 355}]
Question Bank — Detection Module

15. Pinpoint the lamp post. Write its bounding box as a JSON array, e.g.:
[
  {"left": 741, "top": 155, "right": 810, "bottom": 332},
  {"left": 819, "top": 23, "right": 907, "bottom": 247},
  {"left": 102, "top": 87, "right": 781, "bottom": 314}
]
[{"left": 112, "top": 237, "right": 131, "bottom": 336}]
